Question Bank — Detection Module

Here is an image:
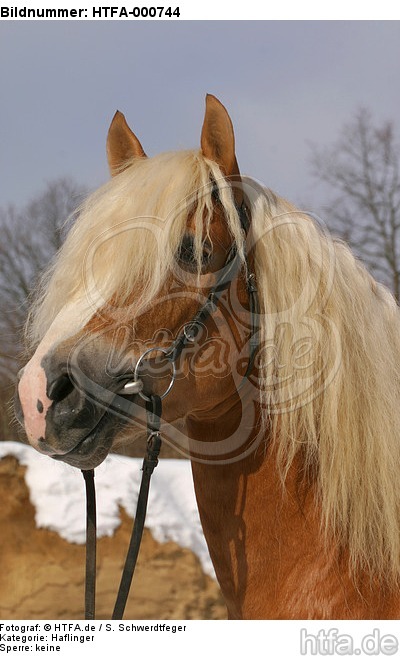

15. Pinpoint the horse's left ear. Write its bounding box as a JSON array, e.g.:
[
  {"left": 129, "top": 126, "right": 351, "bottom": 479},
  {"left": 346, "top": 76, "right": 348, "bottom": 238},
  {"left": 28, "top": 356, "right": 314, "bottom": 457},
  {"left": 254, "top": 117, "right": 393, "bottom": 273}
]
[
  {"left": 200, "top": 94, "right": 240, "bottom": 178},
  {"left": 106, "top": 110, "right": 146, "bottom": 176}
]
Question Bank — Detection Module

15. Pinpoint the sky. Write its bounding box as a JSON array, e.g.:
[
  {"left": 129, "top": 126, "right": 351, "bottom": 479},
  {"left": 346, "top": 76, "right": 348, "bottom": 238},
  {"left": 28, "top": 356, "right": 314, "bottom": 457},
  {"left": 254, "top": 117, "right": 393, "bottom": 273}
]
[{"left": 1, "top": 20, "right": 400, "bottom": 216}]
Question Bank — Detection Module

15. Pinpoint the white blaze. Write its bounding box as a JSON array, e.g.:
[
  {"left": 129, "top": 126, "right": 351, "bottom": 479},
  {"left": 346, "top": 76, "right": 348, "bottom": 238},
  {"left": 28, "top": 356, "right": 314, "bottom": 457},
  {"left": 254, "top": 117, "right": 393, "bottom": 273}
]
[{"left": 18, "top": 295, "right": 101, "bottom": 450}]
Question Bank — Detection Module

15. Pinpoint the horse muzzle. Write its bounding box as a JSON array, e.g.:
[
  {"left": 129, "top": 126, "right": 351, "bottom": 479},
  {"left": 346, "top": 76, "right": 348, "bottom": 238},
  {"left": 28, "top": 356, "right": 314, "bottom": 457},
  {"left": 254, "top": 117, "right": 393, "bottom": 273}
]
[{"left": 14, "top": 354, "right": 144, "bottom": 469}]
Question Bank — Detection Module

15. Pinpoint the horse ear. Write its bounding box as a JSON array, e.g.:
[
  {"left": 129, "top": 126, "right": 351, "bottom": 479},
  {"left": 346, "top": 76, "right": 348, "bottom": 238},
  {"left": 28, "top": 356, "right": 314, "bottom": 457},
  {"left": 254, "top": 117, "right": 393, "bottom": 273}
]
[
  {"left": 106, "top": 111, "right": 146, "bottom": 176},
  {"left": 200, "top": 94, "right": 240, "bottom": 177}
]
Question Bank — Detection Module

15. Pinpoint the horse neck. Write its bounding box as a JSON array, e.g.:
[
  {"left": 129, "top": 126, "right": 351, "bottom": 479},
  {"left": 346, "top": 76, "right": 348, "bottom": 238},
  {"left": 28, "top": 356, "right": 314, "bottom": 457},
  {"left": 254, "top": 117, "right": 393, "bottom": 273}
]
[
  {"left": 186, "top": 392, "right": 399, "bottom": 619},
  {"left": 185, "top": 390, "right": 316, "bottom": 617}
]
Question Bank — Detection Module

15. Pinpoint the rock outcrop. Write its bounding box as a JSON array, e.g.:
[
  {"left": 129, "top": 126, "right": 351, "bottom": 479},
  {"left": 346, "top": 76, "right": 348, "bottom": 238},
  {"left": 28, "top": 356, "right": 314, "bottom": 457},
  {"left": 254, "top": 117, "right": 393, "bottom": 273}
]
[{"left": 0, "top": 456, "right": 226, "bottom": 620}]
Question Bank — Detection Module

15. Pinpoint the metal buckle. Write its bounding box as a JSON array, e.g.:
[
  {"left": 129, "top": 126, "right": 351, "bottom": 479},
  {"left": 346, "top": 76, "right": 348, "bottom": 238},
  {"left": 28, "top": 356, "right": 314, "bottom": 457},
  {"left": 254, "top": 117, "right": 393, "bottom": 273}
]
[{"left": 183, "top": 320, "right": 205, "bottom": 343}]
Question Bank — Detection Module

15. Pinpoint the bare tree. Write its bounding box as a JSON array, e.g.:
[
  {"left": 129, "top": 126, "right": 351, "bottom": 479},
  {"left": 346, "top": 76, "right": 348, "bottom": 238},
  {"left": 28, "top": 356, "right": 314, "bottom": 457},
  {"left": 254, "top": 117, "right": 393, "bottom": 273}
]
[
  {"left": 311, "top": 109, "right": 400, "bottom": 301},
  {"left": 0, "top": 178, "right": 86, "bottom": 437}
]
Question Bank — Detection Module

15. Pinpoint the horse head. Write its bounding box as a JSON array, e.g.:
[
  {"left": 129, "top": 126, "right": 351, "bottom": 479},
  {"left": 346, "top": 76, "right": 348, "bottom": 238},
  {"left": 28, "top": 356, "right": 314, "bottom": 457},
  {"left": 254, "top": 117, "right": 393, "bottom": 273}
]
[{"left": 15, "top": 95, "right": 256, "bottom": 470}]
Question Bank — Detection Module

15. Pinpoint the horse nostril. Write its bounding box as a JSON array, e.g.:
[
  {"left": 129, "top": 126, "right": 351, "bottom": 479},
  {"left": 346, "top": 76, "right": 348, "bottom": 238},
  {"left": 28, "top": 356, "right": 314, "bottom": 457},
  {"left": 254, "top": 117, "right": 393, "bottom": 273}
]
[{"left": 47, "top": 373, "right": 75, "bottom": 403}]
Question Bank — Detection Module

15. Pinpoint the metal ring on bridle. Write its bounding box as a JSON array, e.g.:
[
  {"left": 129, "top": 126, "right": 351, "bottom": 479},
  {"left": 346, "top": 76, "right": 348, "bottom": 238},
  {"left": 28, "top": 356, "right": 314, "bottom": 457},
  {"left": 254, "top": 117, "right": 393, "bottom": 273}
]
[{"left": 133, "top": 347, "right": 176, "bottom": 402}]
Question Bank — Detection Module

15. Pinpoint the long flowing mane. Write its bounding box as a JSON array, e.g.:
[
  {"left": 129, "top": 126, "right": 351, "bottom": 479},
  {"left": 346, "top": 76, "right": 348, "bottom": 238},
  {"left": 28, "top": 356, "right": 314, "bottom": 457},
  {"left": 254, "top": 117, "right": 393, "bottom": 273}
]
[
  {"left": 27, "top": 150, "right": 245, "bottom": 344},
  {"left": 250, "top": 184, "right": 400, "bottom": 583},
  {"left": 27, "top": 148, "right": 400, "bottom": 583}
]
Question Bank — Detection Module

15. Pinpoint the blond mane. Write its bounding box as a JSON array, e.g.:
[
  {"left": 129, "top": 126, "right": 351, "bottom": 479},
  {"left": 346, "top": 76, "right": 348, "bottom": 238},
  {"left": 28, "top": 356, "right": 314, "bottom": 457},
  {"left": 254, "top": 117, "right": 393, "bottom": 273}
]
[
  {"left": 27, "top": 149, "right": 400, "bottom": 583},
  {"left": 27, "top": 150, "right": 244, "bottom": 345},
  {"left": 249, "top": 181, "right": 400, "bottom": 583}
]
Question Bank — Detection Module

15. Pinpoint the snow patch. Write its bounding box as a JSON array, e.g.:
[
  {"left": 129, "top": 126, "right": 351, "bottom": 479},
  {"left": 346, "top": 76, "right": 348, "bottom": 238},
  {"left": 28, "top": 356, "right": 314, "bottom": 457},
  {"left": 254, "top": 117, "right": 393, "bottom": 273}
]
[{"left": 0, "top": 442, "right": 215, "bottom": 578}]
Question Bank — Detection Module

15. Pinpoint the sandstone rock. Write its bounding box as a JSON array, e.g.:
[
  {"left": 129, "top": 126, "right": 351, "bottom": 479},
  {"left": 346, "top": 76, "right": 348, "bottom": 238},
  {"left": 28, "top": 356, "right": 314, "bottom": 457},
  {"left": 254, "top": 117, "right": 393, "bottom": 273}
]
[{"left": 0, "top": 456, "right": 226, "bottom": 620}]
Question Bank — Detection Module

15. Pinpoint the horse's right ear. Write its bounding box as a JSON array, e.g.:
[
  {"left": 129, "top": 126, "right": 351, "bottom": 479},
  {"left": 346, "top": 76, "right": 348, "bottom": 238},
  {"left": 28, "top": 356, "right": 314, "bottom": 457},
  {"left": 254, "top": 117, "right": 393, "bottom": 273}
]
[{"left": 106, "top": 111, "right": 146, "bottom": 176}]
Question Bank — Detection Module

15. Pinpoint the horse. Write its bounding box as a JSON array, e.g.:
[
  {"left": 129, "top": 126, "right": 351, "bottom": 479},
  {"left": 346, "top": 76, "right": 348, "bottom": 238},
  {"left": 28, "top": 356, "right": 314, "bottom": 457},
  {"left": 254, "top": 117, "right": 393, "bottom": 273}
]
[{"left": 15, "top": 94, "right": 400, "bottom": 619}]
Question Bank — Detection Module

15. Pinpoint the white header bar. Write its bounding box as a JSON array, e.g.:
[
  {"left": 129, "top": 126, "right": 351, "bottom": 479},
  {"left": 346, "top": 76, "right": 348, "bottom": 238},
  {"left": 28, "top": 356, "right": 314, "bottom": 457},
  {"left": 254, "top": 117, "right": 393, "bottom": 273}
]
[
  {"left": 0, "top": 1, "right": 399, "bottom": 20},
  {"left": 1, "top": 620, "right": 400, "bottom": 654}
]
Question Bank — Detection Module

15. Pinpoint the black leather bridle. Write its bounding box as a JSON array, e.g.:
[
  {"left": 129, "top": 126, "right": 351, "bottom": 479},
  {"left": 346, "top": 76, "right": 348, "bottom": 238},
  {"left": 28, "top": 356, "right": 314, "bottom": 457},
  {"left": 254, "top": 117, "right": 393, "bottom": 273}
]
[{"left": 81, "top": 192, "right": 259, "bottom": 620}]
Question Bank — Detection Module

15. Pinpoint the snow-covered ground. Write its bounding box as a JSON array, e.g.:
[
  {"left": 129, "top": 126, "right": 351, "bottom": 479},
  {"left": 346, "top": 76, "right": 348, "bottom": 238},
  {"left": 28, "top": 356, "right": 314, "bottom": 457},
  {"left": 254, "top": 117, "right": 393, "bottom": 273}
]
[{"left": 0, "top": 441, "right": 214, "bottom": 578}]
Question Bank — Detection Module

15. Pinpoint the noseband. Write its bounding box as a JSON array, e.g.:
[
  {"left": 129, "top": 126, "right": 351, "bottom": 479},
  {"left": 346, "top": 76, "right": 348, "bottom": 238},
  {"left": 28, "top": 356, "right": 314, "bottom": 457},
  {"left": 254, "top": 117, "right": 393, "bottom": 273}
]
[{"left": 82, "top": 193, "right": 259, "bottom": 620}]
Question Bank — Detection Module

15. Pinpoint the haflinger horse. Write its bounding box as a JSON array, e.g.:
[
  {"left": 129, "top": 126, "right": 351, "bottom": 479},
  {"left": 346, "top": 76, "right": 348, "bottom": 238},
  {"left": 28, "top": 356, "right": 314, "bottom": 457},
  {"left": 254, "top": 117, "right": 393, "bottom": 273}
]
[{"left": 15, "top": 95, "right": 400, "bottom": 619}]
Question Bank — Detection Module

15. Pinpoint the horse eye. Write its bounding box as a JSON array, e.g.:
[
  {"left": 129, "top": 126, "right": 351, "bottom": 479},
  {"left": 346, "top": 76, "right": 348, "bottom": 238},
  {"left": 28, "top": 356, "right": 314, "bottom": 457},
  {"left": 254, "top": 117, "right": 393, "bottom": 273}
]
[
  {"left": 177, "top": 235, "right": 195, "bottom": 266},
  {"left": 177, "top": 236, "right": 212, "bottom": 271}
]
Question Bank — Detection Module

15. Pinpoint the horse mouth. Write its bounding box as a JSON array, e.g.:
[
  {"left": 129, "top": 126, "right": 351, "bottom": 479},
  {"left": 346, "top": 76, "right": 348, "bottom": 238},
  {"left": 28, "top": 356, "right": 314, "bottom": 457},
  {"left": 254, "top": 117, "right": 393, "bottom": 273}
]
[
  {"left": 49, "top": 381, "right": 148, "bottom": 469},
  {"left": 51, "top": 410, "right": 119, "bottom": 470}
]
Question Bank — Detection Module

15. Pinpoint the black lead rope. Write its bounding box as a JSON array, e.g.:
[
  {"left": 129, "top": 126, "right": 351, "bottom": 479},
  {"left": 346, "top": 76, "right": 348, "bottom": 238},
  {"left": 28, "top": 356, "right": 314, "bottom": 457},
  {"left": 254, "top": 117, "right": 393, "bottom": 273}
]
[
  {"left": 81, "top": 394, "right": 163, "bottom": 620},
  {"left": 82, "top": 468, "right": 96, "bottom": 620},
  {"left": 112, "top": 395, "right": 162, "bottom": 620}
]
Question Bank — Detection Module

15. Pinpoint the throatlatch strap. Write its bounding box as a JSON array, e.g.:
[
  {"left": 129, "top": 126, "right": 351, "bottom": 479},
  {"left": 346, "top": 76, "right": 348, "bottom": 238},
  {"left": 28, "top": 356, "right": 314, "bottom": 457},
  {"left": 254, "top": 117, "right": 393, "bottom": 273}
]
[
  {"left": 82, "top": 469, "right": 97, "bottom": 620},
  {"left": 112, "top": 394, "right": 162, "bottom": 620}
]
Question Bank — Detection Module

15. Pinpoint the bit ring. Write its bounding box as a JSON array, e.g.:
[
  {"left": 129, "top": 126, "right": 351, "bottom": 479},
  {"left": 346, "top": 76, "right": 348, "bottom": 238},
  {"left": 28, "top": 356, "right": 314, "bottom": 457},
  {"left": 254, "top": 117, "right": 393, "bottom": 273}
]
[{"left": 133, "top": 347, "right": 176, "bottom": 401}]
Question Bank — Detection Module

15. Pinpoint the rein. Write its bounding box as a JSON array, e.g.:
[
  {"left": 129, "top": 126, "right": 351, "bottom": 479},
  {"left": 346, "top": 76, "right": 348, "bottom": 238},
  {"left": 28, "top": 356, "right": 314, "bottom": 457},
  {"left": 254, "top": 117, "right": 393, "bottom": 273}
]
[
  {"left": 81, "top": 198, "right": 259, "bottom": 620},
  {"left": 82, "top": 395, "right": 162, "bottom": 620}
]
